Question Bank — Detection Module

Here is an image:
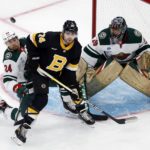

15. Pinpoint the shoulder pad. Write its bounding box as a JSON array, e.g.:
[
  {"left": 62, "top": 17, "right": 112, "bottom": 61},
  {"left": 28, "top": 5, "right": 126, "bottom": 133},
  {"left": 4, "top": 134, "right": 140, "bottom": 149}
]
[
  {"left": 126, "top": 28, "right": 142, "bottom": 43},
  {"left": 29, "top": 33, "right": 46, "bottom": 47}
]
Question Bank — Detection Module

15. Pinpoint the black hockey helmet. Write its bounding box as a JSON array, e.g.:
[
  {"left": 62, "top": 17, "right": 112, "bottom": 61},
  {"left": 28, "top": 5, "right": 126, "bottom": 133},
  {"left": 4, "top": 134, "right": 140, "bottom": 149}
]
[
  {"left": 109, "top": 16, "right": 127, "bottom": 35},
  {"left": 63, "top": 20, "right": 78, "bottom": 34}
]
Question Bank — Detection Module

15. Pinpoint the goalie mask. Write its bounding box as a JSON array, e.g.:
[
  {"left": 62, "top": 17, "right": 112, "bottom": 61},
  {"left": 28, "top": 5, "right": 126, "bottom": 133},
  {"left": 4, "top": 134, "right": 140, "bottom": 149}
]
[{"left": 109, "top": 16, "right": 127, "bottom": 39}]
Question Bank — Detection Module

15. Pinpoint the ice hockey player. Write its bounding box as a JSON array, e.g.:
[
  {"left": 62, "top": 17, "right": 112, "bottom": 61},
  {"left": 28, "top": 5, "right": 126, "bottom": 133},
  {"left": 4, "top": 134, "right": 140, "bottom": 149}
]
[
  {"left": 10, "top": 20, "right": 95, "bottom": 145},
  {"left": 0, "top": 31, "right": 33, "bottom": 144},
  {"left": 1, "top": 31, "right": 28, "bottom": 106},
  {"left": 77, "top": 16, "right": 150, "bottom": 97}
]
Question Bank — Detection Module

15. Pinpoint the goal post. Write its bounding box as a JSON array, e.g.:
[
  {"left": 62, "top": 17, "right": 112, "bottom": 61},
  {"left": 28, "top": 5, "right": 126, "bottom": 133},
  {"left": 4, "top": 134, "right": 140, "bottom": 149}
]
[{"left": 92, "top": 0, "right": 97, "bottom": 38}]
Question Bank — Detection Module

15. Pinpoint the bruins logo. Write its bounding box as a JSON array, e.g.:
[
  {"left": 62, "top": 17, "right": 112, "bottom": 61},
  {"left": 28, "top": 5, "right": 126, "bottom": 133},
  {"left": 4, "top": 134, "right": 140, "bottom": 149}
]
[{"left": 5, "top": 52, "right": 12, "bottom": 59}]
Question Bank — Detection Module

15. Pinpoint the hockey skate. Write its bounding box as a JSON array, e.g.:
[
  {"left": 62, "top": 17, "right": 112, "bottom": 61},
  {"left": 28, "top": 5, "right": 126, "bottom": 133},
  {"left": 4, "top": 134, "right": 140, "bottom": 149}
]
[
  {"left": 78, "top": 109, "right": 95, "bottom": 125},
  {"left": 63, "top": 101, "right": 78, "bottom": 114},
  {"left": 11, "top": 123, "right": 31, "bottom": 146}
]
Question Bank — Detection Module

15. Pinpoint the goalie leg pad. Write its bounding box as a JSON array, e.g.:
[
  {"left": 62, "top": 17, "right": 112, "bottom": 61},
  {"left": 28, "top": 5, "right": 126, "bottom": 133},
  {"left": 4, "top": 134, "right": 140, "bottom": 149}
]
[
  {"left": 120, "top": 63, "right": 150, "bottom": 97},
  {"left": 137, "top": 51, "right": 150, "bottom": 69},
  {"left": 86, "top": 59, "right": 123, "bottom": 97},
  {"left": 137, "top": 51, "right": 150, "bottom": 79},
  {"left": 76, "top": 58, "right": 88, "bottom": 83},
  {"left": 95, "top": 59, "right": 123, "bottom": 88}
]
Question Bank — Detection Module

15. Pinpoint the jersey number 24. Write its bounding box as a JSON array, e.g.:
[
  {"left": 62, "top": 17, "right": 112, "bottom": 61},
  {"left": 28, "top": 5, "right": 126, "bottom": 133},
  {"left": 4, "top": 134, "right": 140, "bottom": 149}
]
[{"left": 4, "top": 64, "right": 12, "bottom": 72}]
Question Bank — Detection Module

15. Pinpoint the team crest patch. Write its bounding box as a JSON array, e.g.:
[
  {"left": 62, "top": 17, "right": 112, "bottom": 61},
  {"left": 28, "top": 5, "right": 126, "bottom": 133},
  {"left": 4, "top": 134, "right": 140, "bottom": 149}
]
[
  {"left": 134, "top": 30, "right": 141, "bottom": 37},
  {"left": 99, "top": 32, "right": 107, "bottom": 39},
  {"left": 5, "top": 52, "right": 12, "bottom": 59}
]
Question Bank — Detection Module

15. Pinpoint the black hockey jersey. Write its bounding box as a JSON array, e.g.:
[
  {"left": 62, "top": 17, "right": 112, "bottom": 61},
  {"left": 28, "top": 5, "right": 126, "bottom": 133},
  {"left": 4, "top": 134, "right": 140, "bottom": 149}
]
[{"left": 26, "top": 31, "right": 82, "bottom": 85}]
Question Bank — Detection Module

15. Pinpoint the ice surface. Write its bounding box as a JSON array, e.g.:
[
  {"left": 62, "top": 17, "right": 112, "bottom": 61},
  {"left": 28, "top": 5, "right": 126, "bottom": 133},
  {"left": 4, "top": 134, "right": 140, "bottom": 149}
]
[{"left": 0, "top": 0, "right": 150, "bottom": 149}]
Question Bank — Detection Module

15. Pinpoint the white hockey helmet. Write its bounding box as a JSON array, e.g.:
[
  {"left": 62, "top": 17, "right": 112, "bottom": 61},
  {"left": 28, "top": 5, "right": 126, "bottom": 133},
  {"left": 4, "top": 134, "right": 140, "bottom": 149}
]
[{"left": 2, "top": 31, "right": 17, "bottom": 42}]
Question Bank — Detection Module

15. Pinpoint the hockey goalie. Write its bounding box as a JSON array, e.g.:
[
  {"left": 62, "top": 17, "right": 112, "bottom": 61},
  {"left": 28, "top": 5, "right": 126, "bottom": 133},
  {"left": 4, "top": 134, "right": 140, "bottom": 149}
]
[{"left": 77, "top": 16, "right": 150, "bottom": 97}]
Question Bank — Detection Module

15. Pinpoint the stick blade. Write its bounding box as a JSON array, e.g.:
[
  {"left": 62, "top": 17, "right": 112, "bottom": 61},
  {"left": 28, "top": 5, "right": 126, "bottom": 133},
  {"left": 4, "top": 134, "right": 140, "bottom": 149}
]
[
  {"left": 125, "top": 116, "right": 138, "bottom": 123},
  {"left": 115, "top": 116, "right": 138, "bottom": 124}
]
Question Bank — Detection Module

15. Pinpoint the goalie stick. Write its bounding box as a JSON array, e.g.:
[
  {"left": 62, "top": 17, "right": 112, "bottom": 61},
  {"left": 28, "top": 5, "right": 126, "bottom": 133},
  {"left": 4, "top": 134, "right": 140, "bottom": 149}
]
[{"left": 37, "top": 67, "right": 137, "bottom": 124}]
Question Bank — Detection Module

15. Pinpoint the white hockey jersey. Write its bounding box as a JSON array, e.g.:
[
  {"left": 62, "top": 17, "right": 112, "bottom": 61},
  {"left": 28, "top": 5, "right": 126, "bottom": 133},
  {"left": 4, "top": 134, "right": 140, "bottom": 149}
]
[
  {"left": 82, "top": 27, "right": 150, "bottom": 67},
  {"left": 3, "top": 38, "right": 27, "bottom": 95}
]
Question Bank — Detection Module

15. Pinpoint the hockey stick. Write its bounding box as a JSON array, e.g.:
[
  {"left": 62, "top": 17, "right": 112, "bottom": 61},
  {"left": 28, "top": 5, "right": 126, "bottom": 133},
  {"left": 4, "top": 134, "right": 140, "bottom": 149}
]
[
  {"left": 37, "top": 67, "right": 137, "bottom": 124},
  {"left": 87, "top": 102, "right": 137, "bottom": 124},
  {"left": 80, "top": 77, "right": 108, "bottom": 121},
  {"left": 80, "top": 76, "right": 137, "bottom": 124}
]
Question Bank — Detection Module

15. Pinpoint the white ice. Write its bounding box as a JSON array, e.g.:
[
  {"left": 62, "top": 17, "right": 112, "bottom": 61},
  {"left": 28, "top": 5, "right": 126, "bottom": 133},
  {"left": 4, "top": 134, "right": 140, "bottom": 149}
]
[{"left": 0, "top": 0, "right": 150, "bottom": 149}]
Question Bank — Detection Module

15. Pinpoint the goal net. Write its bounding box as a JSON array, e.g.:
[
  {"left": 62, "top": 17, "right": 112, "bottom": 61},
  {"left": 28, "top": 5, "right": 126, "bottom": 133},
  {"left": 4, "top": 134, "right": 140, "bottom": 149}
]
[{"left": 92, "top": 0, "right": 150, "bottom": 42}]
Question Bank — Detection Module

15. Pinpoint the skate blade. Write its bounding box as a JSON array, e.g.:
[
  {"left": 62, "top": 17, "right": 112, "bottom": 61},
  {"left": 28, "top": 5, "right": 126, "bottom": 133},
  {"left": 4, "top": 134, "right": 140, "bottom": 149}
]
[
  {"left": 79, "top": 119, "right": 95, "bottom": 128},
  {"left": 11, "top": 136, "right": 24, "bottom": 146}
]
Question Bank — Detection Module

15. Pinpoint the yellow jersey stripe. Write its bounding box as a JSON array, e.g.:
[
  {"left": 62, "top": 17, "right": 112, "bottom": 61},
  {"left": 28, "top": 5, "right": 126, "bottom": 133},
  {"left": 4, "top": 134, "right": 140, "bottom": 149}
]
[
  {"left": 30, "top": 33, "right": 38, "bottom": 47},
  {"left": 28, "top": 107, "right": 38, "bottom": 114},
  {"left": 60, "top": 34, "right": 74, "bottom": 51}
]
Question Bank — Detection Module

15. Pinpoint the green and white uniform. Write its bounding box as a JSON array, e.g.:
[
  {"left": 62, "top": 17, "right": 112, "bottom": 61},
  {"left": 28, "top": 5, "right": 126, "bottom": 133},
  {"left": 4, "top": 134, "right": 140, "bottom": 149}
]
[
  {"left": 82, "top": 27, "right": 150, "bottom": 67},
  {"left": 3, "top": 38, "right": 27, "bottom": 97},
  {"left": 80, "top": 27, "right": 150, "bottom": 97}
]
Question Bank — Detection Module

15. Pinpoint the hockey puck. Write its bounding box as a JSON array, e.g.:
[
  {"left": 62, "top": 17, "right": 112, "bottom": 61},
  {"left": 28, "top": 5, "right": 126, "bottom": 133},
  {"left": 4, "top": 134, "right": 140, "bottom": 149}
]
[{"left": 10, "top": 17, "right": 16, "bottom": 23}]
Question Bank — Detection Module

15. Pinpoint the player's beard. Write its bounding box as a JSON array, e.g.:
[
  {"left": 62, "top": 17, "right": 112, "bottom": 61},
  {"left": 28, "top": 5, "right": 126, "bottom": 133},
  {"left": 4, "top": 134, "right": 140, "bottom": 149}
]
[
  {"left": 9, "top": 44, "right": 20, "bottom": 51},
  {"left": 64, "top": 37, "right": 74, "bottom": 45}
]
